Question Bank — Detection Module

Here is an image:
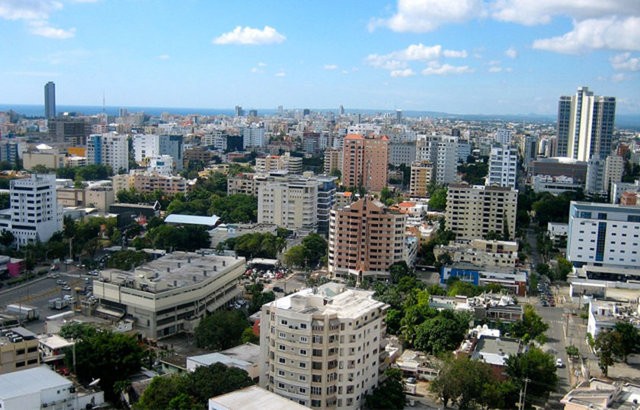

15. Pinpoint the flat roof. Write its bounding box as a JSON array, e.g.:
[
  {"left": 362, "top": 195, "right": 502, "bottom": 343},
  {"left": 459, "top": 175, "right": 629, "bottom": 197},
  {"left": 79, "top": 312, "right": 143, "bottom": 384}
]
[
  {"left": 164, "top": 214, "right": 220, "bottom": 226},
  {"left": 209, "top": 386, "right": 309, "bottom": 410},
  {"left": 0, "top": 366, "right": 71, "bottom": 399}
]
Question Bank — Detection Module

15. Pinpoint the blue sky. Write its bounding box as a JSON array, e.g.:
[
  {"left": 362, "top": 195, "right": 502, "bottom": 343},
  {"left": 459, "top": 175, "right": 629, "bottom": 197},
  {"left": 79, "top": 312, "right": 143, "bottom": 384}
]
[{"left": 1, "top": 0, "right": 639, "bottom": 115}]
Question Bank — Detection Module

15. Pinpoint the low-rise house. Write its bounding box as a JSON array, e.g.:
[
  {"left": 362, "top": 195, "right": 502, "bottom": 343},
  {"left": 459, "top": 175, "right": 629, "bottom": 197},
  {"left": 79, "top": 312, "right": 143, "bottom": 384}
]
[{"left": 561, "top": 378, "right": 640, "bottom": 410}]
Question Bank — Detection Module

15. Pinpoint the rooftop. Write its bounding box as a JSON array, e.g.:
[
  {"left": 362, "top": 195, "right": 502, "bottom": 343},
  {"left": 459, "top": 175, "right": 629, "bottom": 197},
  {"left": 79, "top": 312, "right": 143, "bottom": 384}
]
[
  {"left": 0, "top": 366, "right": 71, "bottom": 399},
  {"left": 209, "top": 385, "right": 310, "bottom": 410},
  {"left": 471, "top": 335, "right": 522, "bottom": 366}
]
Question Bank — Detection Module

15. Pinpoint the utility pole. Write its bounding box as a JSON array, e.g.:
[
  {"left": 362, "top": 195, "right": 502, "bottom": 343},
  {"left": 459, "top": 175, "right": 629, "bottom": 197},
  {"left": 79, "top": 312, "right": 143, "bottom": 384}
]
[{"left": 518, "top": 377, "right": 530, "bottom": 410}]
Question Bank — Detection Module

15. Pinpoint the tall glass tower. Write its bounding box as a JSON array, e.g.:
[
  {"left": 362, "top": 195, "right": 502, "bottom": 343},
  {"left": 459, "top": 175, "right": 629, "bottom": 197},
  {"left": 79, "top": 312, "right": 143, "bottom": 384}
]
[{"left": 44, "top": 81, "right": 56, "bottom": 119}]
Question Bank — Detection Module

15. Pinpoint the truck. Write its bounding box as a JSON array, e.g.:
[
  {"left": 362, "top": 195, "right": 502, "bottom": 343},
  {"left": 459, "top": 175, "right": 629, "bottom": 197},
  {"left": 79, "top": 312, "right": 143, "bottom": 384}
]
[
  {"left": 48, "top": 298, "right": 70, "bottom": 310},
  {"left": 5, "top": 304, "right": 40, "bottom": 321}
]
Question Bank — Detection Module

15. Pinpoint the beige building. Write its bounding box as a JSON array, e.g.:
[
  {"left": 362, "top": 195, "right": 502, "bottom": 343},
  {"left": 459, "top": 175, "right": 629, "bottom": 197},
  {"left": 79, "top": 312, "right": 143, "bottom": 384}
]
[
  {"left": 255, "top": 152, "right": 302, "bottom": 174},
  {"left": 328, "top": 197, "right": 406, "bottom": 281},
  {"left": 112, "top": 171, "right": 188, "bottom": 195},
  {"left": 56, "top": 186, "right": 114, "bottom": 212},
  {"left": 445, "top": 184, "right": 518, "bottom": 240},
  {"left": 341, "top": 134, "right": 389, "bottom": 192},
  {"left": 323, "top": 149, "right": 341, "bottom": 175},
  {"left": 434, "top": 239, "right": 519, "bottom": 268},
  {"left": 22, "top": 150, "right": 65, "bottom": 170},
  {"left": 0, "top": 327, "right": 40, "bottom": 374},
  {"left": 259, "top": 282, "right": 389, "bottom": 410},
  {"left": 409, "top": 160, "right": 434, "bottom": 198},
  {"left": 258, "top": 176, "right": 318, "bottom": 231},
  {"left": 92, "top": 251, "right": 245, "bottom": 340},
  {"left": 227, "top": 173, "right": 261, "bottom": 196}
]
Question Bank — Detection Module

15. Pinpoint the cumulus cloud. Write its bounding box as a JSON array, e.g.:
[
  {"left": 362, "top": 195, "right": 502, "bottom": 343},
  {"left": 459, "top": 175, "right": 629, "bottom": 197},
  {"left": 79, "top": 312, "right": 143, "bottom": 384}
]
[
  {"left": 370, "top": 0, "right": 484, "bottom": 32},
  {"left": 532, "top": 17, "right": 640, "bottom": 53},
  {"left": 213, "top": 26, "right": 286, "bottom": 45},
  {"left": 390, "top": 69, "right": 415, "bottom": 77},
  {"left": 0, "top": 0, "right": 77, "bottom": 39},
  {"left": 611, "top": 53, "right": 640, "bottom": 71},
  {"left": 28, "top": 20, "right": 75, "bottom": 39},
  {"left": 443, "top": 49, "right": 468, "bottom": 58},
  {"left": 422, "top": 62, "right": 473, "bottom": 75},
  {"left": 324, "top": 64, "right": 338, "bottom": 70},
  {"left": 505, "top": 47, "right": 518, "bottom": 58}
]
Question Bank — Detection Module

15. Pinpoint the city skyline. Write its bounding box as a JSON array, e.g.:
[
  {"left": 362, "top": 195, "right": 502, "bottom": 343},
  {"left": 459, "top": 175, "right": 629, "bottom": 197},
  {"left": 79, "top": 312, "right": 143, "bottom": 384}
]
[{"left": 1, "top": 1, "right": 639, "bottom": 115}]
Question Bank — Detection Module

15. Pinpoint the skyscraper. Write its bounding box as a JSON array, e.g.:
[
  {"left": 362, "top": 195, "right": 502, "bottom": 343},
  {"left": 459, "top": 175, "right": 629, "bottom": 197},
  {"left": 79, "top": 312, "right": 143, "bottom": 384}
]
[
  {"left": 44, "top": 81, "right": 56, "bottom": 119},
  {"left": 341, "top": 134, "right": 389, "bottom": 192},
  {"left": 555, "top": 86, "right": 616, "bottom": 161}
]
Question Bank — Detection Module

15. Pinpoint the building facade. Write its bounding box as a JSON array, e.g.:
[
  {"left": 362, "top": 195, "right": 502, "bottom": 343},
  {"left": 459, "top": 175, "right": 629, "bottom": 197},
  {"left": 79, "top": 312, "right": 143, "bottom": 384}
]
[
  {"left": 341, "top": 134, "right": 389, "bottom": 192},
  {"left": 445, "top": 184, "right": 518, "bottom": 241},
  {"left": 44, "top": 81, "right": 56, "bottom": 119},
  {"left": 87, "top": 133, "right": 129, "bottom": 173},
  {"left": 409, "top": 160, "right": 433, "bottom": 198},
  {"left": 259, "top": 282, "right": 389, "bottom": 410},
  {"left": 415, "top": 135, "right": 458, "bottom": 185},
  {"left": 258, "top": 176, "right": 318, "bottom": 231},
  {"left": 487, "top": 145, "right": 517, "bottom": 188}
]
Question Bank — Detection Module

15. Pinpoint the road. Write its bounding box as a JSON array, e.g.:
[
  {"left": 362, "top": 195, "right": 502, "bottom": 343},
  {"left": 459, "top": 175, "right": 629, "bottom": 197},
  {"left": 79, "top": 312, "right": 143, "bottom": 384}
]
[{"left": 538, "top": 306, "right": 571, "bottom": 406}]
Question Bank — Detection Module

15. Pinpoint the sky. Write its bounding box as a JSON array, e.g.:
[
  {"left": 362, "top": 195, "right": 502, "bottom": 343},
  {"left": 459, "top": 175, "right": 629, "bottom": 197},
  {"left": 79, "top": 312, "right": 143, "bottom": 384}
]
[{"left": 1, "top": 0, "right": 639, "bottom": 115}]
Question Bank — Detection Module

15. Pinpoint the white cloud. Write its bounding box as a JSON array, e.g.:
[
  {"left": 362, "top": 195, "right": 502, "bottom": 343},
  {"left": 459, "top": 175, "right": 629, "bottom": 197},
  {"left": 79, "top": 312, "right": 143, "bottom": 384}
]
[
  {"left": 612, "top": 73, "right": 627, "bottom": 82},
  {"left": 366, "top": 43, "right": 468, "bottom": 70},
  {"left": 421, "top": 62, "right": 473, "bottom": 75},
  {"left": 610, "top": 52, "right": 640, "bottom": 71},
  {"left": 275, "top": 71, "right": 286, "bottom": 77},
  {"left": 443, "top": 49, "right": 468, "bottom": 58},
  {"left": 370, "top": 0, "right": 484, "bottom": 32},
  {"left": 491, "top": 0, "right": 640, "bottom": 26},
  {"left": 157, "top": 54, "right": 170, "bottom": 60},
  {"left": 28, "top": 20, "right": 75, "bottom": 39},
  {"left": 257, "top": 62, "right": 267, "bottom": 67},
  {"left": 213, "top": 26, "right": 285, "bottom": 45},
  {"left": 532, "top": 17, "right": 640, "bottom": 53},
  {"left": 390, "top": 69, "right": 415, "bottom": 77},
  {"left": 489, "top": 66, "right": 503, "bottom": 73},
  {"left": 324, "top": 64, "right": 338, "bottom": 70},
  {"left": 505, "top": 47, "right": 518, "bottom": 58}
]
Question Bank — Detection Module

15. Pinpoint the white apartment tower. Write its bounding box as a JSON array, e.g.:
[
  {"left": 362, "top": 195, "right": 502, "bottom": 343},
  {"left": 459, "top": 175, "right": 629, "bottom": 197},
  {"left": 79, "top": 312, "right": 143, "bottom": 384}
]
[
  {"left": 258, "top": 177, "right": 318, "bottom": 231},
  {"left": 416, "top": 135, "right": 458, "bottom": 185},
  {"left": 259, "top": 282, "right": 389, "bottom": 410},
  {"left": 487, "top": 145, "right": 518, "bottom": 188},
  {"left": 87, "top": 132, "right": 129, "bottom": 173},
  {"left": 9, "top": 174, "right": 62, "bottom": 246}
]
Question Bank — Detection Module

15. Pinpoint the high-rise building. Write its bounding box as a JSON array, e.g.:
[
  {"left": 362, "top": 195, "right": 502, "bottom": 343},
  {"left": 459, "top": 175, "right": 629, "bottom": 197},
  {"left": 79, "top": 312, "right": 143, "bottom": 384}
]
[
  {"left": 44, "top": 81, "right": 56, "bottom": 119},
  {"left": 415, "top": 135, "right": 458, "bottom": 185},
  {"left": 259, "top": 282, "right": 389, "bottom": 410},
  {"left": 585, "top": 156, "right": 606, "bottom": 197},
  {"left": 341, "top": 134, "right": 389, "bottom": 192},
  {"left": 132, "top": 134, "right": 184, "bottom": 171},
  {"left": 445, "top": 184, "right": 518, "bottom": 240},
  {"left": 409, "top": 160, "right": 433, "bottom": 198},
  {"left": 556, "top": 86, "right": 616, "bottom": 161},
  {"left": 316, "top": 176, "right": 337, "bottom": 236},
  {"left": 323, "top": 149, "right": 342, "bottom": 175},
  {"left": 487, "top": 145, "right": 518, "bottom": 188},
  {"left": 522, "top": 135, "right": 538, "bottom": 171},
  {"left": 328, "top": 197, "right": 406, "bottom": 281},
  {"left": 47, "top": 117, "right": 91, "bottom": 145},
  {"left": 604, "top": 155, "right": 624, "bottom": 196},
  {"left": 7, "top": 174, "right": 62, "bottom": 247},
  {"left": 87, "top": 132, "right": 129, "bottom": 173},
  {"left": 258, "top": 176, "right": 318, "bottom": 231}
]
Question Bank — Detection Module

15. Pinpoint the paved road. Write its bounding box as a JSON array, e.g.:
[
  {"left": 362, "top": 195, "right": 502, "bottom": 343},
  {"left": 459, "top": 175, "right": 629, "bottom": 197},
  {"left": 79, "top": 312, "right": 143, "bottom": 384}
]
[{"left": 538, "top": 306, "right": 571, "bottom": 406}]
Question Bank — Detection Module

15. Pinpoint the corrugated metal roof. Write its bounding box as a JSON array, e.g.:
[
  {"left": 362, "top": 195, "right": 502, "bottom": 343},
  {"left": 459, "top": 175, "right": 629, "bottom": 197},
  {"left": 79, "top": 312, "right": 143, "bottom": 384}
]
[
  {"left": 0, "top": 366, "right": 71, "bottom": 399},
  {"left": 164, "top": 214, "right": 220, "bottom": 226}
]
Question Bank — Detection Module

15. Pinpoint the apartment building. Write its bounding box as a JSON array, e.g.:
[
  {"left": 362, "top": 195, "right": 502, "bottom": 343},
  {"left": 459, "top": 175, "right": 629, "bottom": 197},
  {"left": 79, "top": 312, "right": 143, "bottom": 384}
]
[
  {"left": 433, "top": 239, "right": 519, "bottom": 268},
  {"left": 258, "top": 176, "right": 318, "bottom": 231},
  {"left": 415, "top": 135, "right": 458, "bottom": 185},
  {"left": 341, "top": 134, "right": 389, "bottom": 192},
  {"left": 328, "top": 197, "right": 406, "bottom": 281},
  {"left": 567, "top": 202, "right": 640, "bottom": 268},
  {"left": 409, "top": 160, "right": 433, "bottom": 198},
  {"left": 445, "top": 184, "right": 518, "bottom": 241},
  {"left": 87, "top": 132, "right": 129, "bottom": 173},
  {"left": 132, "top": 134, "right": 184, "bottom": 171},
  {"left": 259, "top": 282, "right": 389, "bottom": 410},
  {"left": 56, "top": 185, "right": 115, "bottom": 212},
  {"left": 487, "top": 145, "right": 518, "bottom": 188},
  {"left": 112, "top": 170, "right": 188, "bottom": 196},
  {"left": 0, "top": 327, "right": 40, "bottom": 374},
  {"left": 255, "top": 153, "right": 303, "bottom": 174},
  {"left": 92, "top": 251, "right": 245, "bottom": 340},
  {"left": 323, "top": 149, "right": 341, "bottom": 175},
  {"left": 228, "top": 173, "right": 262, "bottom": 196}
]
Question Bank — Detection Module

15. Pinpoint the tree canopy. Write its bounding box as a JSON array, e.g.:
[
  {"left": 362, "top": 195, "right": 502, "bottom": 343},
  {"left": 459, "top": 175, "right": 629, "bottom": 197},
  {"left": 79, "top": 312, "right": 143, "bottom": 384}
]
[
  {"left": 364, "top": 368, "right": 405, "bottom": 410},
  {"left": 510, "top": 304, "right": 549, "bottom": 344},
  {"left": 505, "top": 346, "right": 558, "bottom": 406},
  {"left": 194, "top": 310, "right": 249, "bottom": 351}
]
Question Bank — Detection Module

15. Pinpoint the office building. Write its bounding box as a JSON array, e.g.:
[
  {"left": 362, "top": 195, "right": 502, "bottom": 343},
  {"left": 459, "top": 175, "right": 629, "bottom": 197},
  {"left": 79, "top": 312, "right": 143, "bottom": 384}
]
[
  {"left": 44, "top": 81, "right": 56, "bottom": 119},
  {"left": 487, "top": 145, "right": 518, "bottom": 188},
  {"left": 529, "top": 157, "right": 588, "bottom": 183},
  {"left": 522, "top": 135, "right": 538, "bottom": 171},
  {"left": 87, "top": 132, "right": 129, "bottom": 173},
  {"left": 8, "top": 174, "right": 62, "bottom": 247},
  {"left": 388, "top": 142, "right": 416, "bottom": 167},
  {"left": 328, "top": 197, "right": 406, "bottom": 281},
  {"left": 0, "top": 327, "right": 40, "bottom": 374},
  {"left": 259, "top": 282, "right": 389, "bottom": 409},
  {"left": 133, "top": 134, "right": 184, "bottom": 171},
  {"left": 316, "top": 176, "right": 337, "bottom": 235},
  {"left": 47, "top": 117, "right": 91, "bottom": 145},
  {"left": 556, "top": 86, "right": 616, "bottom": 161},
  {"left": 258, "top": 176, "right": 318, "bottom": 231},
  {"left": 0, "top": 141, "right": 19, "bottom": 168},
  {"left": 445, "top": 184, "right": 518, "bottom": 240},
  {"left": 92, "top": 251, "right": 245, "bottom": 340},
  {"left": 341, "top": 134, "right": 389, "bottom": 192},
  {"left": 409, "top": 160, "right": 433, "bottom": 198},
  {"left": 567, "top": 202, "right": 640, "bottom": 268},
  {"left": 415, "top": 135, "right": 458, "bottom": 185}
]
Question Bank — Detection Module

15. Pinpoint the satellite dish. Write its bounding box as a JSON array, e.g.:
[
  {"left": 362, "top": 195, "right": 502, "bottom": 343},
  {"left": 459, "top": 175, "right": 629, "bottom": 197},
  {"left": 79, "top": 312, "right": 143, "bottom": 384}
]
[{"left": 88, "top": 378, "right": 101, "bottom": 387}]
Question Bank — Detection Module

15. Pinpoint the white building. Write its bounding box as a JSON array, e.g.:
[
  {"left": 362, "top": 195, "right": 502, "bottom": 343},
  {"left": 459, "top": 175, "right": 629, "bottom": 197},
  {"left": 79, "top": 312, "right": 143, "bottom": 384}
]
[
  {"left": 258, "top": 176, "right": 318, "bottom": 231},
  {"left": 147, "top": 155, "right": 175, "bottom": 176},
  {"left": 87, "top": 132, "right": 129, "bottom": 173},
  {"left": 567, "top": 202, "right": 640, "bottom": 268},
  {"left": 187, "top": 343, "right": 260, "bottom": 381},
  {"left": 7, "top": 174, "right": 62, "bottom": 246},
  {"left": 243, "top": 125, "right": 266, "bottom": 148},
  {"left": 0, "top": 366, "right": 104, "bottom": 410},
  {"left": 487, "top": 145, "right": 517, "bottom": 188},
  {"left": 416, "top": 135, "right": 459, "bottom": 185},
  {"left": 259, "top": 282, "right": 389, "bottom": 409},
  {"left": 604, "top": 154, "right": 624, "bottom": 195},
  {"left": 132, "top": 134, "right": 159, "bottom": 162},
  {"left": 209, "top": 386, "right": 310, "bottom": 410}
]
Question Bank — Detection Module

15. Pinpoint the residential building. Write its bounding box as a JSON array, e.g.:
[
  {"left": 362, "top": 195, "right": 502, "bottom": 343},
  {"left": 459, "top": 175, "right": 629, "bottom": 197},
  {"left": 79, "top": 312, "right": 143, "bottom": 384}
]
[
  {"left": 133, "top": 134, "right": 184, "bottom": 171},
  {"left": 487, "top": 145, "right": 517, "bottom": 188},
  {"left": 494, "top": 129, "right": 513, "bottom": 145},
  {"left": 316, "top": 176, "right": 337, "bottom": 235},
  {"left": 133, "top": 134, "right": 159, "bottom": 162},
  {"left": 22, "top": 147, "right": 66, "bottom": 170},
  {"left": 555, "top": 86, "right": 616, "bottom": 161},
  {"left": 440, "top": 263, "right": 528, "bottom": 296},
  {"left": 604, "top": 155, "right": 624, "bottom": 195},
  {"left": 470, "top": 335, "right": 523, "bottom": 379},
  {"left": 409, "top": 160, "right": 433, "bottom": 198},
  {"left": 585, "top": 156, "right": 606, "bottom": 197},
  {"left": 433, "top": 239, "right": 519, "bottom": 268},
  {"left": 8, "top": 174, "right": 62, "bottom": 246},
  {"left": 587, "top": 299, "right": 640, "bottom": 337},
  {"left": 522, "top": 135, "right": 538, "bottom": 171},
  {"left": 415, "top": 135, "right": 459, "bottom": 185},
  {"left": 445, "top": 184, "right": 518, "bottom": 241},
  {"left": 341, "top": 134, "right": 389, "bottom": 192},
  {"left": 87, "top": 132, "right": 129, "bottom": 173},
  {"left": 228, "top": 173, "right": 261, "bottom": 196},
  {"left": 561, "top": 378, "right": 640, "bottom": 410},
  {"left": 255, "top": 153, "right": 302, "bottom": 174},
  {"left": 323, "top": 148, "right": 341, "bottom": 175},
  {"left": 243, "top": 125, "right": 266, "bottom": 149},
  {"left": 209, "top": 386, "right": 310, "bottom": 410},
  {"left": 259, "top": 282, "right": 389, "bottom": 409},
  {"left": 187, "top": 343, "right": 260, "bottom": 381},
  {"left": 0, "top": 327, "right": 40, "bottom": 374},
  {"left": 56, "top": 184, "right": 114, "bottom": 212},
  {"left": 0, "top": 141, "right": 19, "bottom": 167},
  {"left": 44, "top": 81, "right": 56, "bottom": 119},
  {"left": 147, "top": 155, "right": 175, "bottom": 176},
  {"left": 258, "top": 176, "right": 318, "bottom": 231},
  {"left": 47, "top": 117, "right": 91, "bottom": 145},
  {"left": 112, "top": 170, "right": 188, "bottom": 196},
  {"left": 611, "top": 180, "right": 640, "bottom": 204},
  {"left": 92, "top": 251, "right": 246, "bottom": 340},
  {"left": 328, "top": 197, "right": 406, "bottom": 281},
  {"left": 388, "top": 142, "right": 416, "bottom": 166},
  {"left": 566, "top": 202, "right": 640, "bottom": 268}
]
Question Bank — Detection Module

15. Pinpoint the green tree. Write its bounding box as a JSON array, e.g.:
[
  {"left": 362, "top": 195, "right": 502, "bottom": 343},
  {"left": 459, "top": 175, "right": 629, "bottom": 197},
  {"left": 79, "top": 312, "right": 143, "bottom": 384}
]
[
  {"left": 613, "top": 322, "right": 640, "bottom": 362},
  {"left": 428, "top": 186, "right": 447, "bottom": 211},
  {"left": 241, "top": 327, "right": 259, "bottom": 344},
  {"left": 555, "top": 256, "right": 573, "bottom": 281},
  {"left": 0, "top": 229, "right": 14, "bottom": 248},
  {"left": 301, "top": 233, "right": 327, "bottom": 268},
  {"left": 389, "top": 261, "right": 414, "bottom": 284},
  {"left": 510, "top": 304, "right": 549, "bottom": 343},
  {"left": 0, "top": 193, "right": 9, "bottom": 210},
  {"left": 107, "top": 250, "right": 150, "bottom": 270},
  {"left": 135, "top": 373, "right": 189, "bottom": 410},
  {"left": 431, "top": 355, "right": 496, "bottom": 409},
  {"left": 414, "top": 310, "right": 470, "bottom": 354},
  {"left": 283, "top": 245, "right": 306, "bottom": 268},
  {"left": 364, "top": 368, "right": 405, "bottom": 410},
  {"left": 594, "top": 329, "right": 624, "bottom": 376},
  {"left": 195, "top": 310, "right": 248, "bottom": 350},
  {"left": 506, "top": 346, "right": 558, "bottom": 405}
]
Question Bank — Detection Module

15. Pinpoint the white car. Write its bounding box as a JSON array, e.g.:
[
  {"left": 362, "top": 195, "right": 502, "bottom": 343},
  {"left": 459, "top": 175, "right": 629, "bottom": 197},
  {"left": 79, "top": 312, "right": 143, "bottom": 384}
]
[{"left": 556, "top": 358, "right": 564, "bottom": 368}]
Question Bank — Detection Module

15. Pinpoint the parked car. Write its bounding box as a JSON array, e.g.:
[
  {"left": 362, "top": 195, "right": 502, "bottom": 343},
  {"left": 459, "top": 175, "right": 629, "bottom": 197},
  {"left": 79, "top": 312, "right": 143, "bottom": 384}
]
[{"left": 556, "top": 358, "right": 564, "bottom": 368}]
